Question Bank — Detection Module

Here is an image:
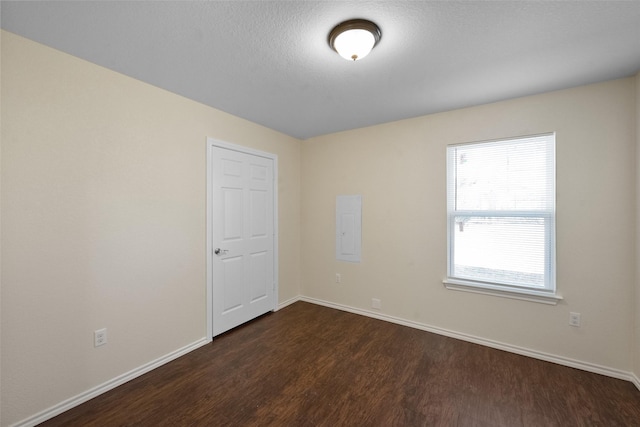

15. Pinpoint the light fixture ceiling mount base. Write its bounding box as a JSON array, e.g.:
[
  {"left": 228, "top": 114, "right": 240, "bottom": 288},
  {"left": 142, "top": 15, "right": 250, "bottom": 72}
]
[{"left": 328, "top": 19, "right": 381, "bottom": 61}]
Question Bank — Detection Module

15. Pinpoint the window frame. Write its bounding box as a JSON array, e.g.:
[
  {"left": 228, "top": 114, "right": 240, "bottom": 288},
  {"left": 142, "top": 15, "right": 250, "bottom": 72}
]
[{"left": 444, "top": 133, "right": 561, "bottom": 305}]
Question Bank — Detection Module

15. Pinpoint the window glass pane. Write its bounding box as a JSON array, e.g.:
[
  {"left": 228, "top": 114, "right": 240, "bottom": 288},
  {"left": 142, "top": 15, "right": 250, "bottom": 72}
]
[
  {"left": 454, "top": 137, "right": 552, "bottom": 211},
  {"left": 452, "top": 216, "right": 546, "bottom": 288},
  {"left": 447, "top": 133, "right": 555, "bottom": 293}
]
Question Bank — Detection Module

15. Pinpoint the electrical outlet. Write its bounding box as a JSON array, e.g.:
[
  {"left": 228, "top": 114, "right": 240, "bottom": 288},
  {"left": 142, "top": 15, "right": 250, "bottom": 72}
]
[
  {"left": 94, "top": 328, "right": 107, "bottom": 347},
  {"left": 569, "top": 312, "right": 581, "bottom": 327},
  {"left": 372, "top": 298, "right": 381, "bottom": 309},
  {"left": 336, "top": 273, "right": 341, "bottom": 283}
]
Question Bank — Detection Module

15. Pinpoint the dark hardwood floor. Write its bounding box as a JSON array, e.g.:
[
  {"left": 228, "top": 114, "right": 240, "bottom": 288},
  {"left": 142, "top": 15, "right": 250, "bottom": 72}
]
[{"left": 41, "top": 301, "right": 640, "bottom": 426}]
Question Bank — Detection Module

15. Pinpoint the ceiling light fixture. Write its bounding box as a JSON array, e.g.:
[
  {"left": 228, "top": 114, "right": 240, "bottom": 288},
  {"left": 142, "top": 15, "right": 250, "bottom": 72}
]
[{"left": 328, "top": 19, "right": 381, "bottom": 61}]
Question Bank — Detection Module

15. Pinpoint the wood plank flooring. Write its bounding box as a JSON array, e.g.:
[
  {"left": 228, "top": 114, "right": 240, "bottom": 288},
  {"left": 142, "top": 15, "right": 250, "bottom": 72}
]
[{"left": 40, "top": 302, "right": 640, "bottom": 426}]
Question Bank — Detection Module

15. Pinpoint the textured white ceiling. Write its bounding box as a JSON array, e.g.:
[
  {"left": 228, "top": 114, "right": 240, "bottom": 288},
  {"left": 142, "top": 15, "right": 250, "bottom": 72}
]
[{"left": 2, "top": 1, "right": 640, "bottom": 139}]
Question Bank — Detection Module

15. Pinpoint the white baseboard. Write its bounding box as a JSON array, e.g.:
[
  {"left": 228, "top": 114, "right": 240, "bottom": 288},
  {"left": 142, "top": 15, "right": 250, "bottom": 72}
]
[
  {"left": 277, "top": 295, "right": 301, "bottom": 311},
  {"left": 631, "top": 372, "right": 640, "bottom": 392},
  {"left": 299, "top": 296, "right": 639, "bottom": 387},
  {"left": 12, "top": 338, "right": 210, "bottom": 427}
]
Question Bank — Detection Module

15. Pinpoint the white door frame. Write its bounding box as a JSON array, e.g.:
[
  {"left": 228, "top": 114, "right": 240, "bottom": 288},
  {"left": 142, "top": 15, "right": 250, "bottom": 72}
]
[{"left": 206, "top": 138, "right": 279, "bottom": 340}]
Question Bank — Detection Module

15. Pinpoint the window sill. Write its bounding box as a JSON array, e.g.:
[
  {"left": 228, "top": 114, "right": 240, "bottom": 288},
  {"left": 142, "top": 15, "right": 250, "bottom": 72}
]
[{"left": 443, "top": 278, "right": 563, "bottom": 305}]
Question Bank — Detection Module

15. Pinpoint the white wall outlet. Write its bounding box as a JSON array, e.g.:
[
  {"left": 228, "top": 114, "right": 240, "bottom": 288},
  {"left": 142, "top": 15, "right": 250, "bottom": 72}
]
[
  {"left": 372, "top": 298, "right": 382, "bottom": 310},
  {"left": 94, "top": 328, "right": 107, "bottom": 347},
  {"left": 335, "top": 273, "right": 341, "bottom": 283},
  {"left": 569, "top": 312, "right": 581, "bottom": 327}
]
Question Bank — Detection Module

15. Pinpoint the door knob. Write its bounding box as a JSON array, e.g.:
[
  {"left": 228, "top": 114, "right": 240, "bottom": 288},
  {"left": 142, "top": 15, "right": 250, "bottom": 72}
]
[{"left": 214, "top": 248, "right": 228, "bottom": 255}]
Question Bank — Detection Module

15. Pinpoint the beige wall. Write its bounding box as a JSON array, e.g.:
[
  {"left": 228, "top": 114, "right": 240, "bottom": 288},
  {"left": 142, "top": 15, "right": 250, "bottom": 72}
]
[
  {"left": 302, "top": 78, "right": 636, "bottom": 372},
  {"left": 636, "top": 71, "right": 640, "bottom": 381},
  {"left": 0, "top": 31, "right": 301, "bottom": 426}
]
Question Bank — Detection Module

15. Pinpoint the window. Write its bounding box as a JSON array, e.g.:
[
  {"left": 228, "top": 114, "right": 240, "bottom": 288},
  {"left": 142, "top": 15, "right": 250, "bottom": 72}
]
[{"left": 445, "top": 133, "right": 558, "bottom": 303}]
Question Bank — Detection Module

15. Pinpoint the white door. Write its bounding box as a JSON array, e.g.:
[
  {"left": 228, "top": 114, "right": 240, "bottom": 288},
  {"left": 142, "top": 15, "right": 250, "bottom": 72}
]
[{"left": 210, "top": 144, "right": 276, "bottom": 336}]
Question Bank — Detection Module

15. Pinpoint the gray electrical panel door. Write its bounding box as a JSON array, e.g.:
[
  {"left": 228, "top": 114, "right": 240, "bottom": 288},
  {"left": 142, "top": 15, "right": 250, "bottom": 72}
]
[{"left": 336, "top": 195, "right": 362, "bottom": 263}]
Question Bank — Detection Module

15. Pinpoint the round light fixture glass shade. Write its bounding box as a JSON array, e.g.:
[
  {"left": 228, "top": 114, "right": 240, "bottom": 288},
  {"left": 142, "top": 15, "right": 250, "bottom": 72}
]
[
  {"left": 329, "top": 19, "right": 381, "bottom": 61},
  {"left": 333, "top": 29, "right": 376, "bottom": 61}
]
